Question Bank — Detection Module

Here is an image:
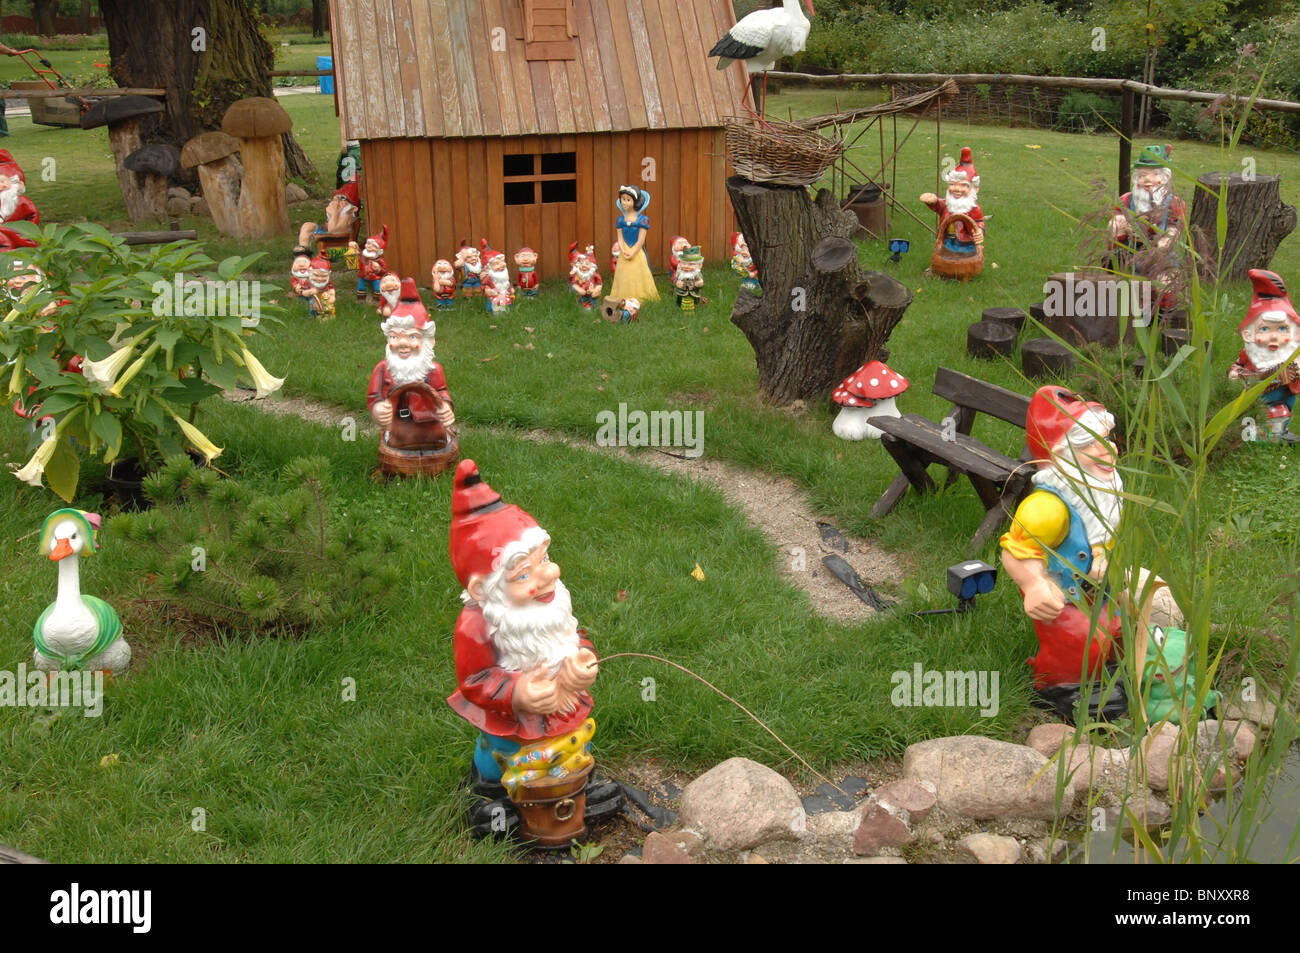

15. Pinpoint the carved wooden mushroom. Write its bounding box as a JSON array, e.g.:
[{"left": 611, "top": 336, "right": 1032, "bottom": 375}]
[
  {"left": 79, "top": 95, "right": 165, "bottom": 222},
  {"left": 221, "top": 97, "right": 292, "bottom": 238},
  {"left": 181, "top": 131, "right": 243, "bottom": 237},
  {"left": 122, "top": 143, "right": 179, "bottom": 220}
]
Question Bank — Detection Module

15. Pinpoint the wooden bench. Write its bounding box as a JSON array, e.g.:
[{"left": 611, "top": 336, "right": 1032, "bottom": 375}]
[{"left": 870, "top": 367, "right": 1034, "bottom": 551}]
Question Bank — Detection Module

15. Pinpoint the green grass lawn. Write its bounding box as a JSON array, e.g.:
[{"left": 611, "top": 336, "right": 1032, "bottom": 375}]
[{"left": 0, "top": 86, "right": 1297, "bottom": 862}]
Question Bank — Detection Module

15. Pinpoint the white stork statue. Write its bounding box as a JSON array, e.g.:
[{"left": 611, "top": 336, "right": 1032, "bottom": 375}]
[{"left": 708, "top": 0, "right": 815, "bottom": 119}]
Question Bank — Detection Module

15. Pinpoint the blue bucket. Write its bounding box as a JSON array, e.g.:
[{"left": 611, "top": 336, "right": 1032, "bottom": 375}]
[{"left": 317, "top": 55, "right": 334, "bottom": 95}]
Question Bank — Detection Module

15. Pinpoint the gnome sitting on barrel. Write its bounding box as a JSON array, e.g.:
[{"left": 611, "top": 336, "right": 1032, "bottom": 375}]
[{"left": 447, "top": 460, "right": 622, "bottom": 841}]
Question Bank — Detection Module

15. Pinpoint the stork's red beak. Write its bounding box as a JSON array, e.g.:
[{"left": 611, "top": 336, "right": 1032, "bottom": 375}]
[{"left": 49, "top": 538, "right": 73, "bottom": 561}]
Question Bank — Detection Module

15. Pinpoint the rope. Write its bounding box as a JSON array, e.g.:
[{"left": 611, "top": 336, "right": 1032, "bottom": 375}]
[{"left": 593, "top": 652, "right": 849, "bottom": 797}]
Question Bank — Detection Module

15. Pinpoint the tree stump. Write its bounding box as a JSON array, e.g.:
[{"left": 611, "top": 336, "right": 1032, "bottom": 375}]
[
  {"left": 1029, "top": 301, "right": 1049, "bottom": 325},
  {"left": 1161, "top": 327, "right": 1189, "bottom": 356},
  {"left": 981, "top": 306, "right": 1026, "bottom": 331},
  {"left": 1022, "top": 338, "right": 1074, "bottom": 379},
  {"left": 967, "top": 321, "right": 1017, "bottom": 358},
  {"left": 727, "top": 176, "right": 912, "bottom": 403},
  {"left": 1190, "top": 172, "right": 1297, "bottom": 281}
]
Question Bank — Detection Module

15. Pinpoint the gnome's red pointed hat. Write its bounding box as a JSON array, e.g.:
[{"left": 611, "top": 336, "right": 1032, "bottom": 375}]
[
  {"left": 449, "top": 459, "right": 545, "bottom": 588},
  {"left": 946, "top": 146, "right": 979, "bottom": 188},
  {"left": 1026, "top": 385, "right": 1111, "bottom": 466},
  {"left": 1240, "top": 268, "right": 1299, "bottom": 333},
  {"left": 364, "top": 223, "right": 388, "bottom": 252},
  {"left": 381, "top": 277, "right": 432, "bottom": 334},
  {"left": 480, "top": 238, "right": 504, "bottom": 264},
  {"left": 309, "top": 254, "right": 330, "bottom": 272},
  {"left": 0, "top": 150, "right": 25, "bottom": 189}
]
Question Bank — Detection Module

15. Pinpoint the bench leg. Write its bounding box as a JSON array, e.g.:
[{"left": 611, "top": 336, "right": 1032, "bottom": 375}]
[
  {"left": 871, "top": 472, "right": 912, "bottom": 517},
  {"left": 880, "top": 435, "right": 936, "bottom": 498}
]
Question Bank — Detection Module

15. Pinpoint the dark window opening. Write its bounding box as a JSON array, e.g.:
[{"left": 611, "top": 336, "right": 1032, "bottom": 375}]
[
  {"left": 540, "top": 152, "right": 576, "bottom": 175},
  {"left": 502, "top": 151, "right": 577, "bottom": 206},
  {"left": 504, "top": 181, "right": 536, "bottom": 206},
  {"left": 503, "top": 154, "right": 534, "bottom": 177},
  {"left": 541, "top": 179, "right": 577, "bottom": 204}
]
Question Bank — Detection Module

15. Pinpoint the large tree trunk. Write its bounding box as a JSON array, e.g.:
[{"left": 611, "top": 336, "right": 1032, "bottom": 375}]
[
  {"left": 1190, "top": 172, "right": 1297, "bottom": 282},
  {"left": 729, "top": 177, "right": 909, "bottom": 404},
  {"left": 31, "top": 0, "right": 58, "bottom": 36},
  {"left": 99, "top": 0, "right": 315, "bottom": 182},
  {"left": 312, "top": 0, "right": 327, "bottom": 38}
]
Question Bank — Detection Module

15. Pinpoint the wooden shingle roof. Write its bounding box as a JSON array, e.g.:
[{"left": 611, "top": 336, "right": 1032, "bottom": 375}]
[{"left": 330, "top": 0, "right": 751, "bottom": 139}]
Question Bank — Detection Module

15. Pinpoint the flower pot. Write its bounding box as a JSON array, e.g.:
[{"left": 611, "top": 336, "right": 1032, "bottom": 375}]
[{"left": 513, "top": 762, "right": 594, "bottom": 849}]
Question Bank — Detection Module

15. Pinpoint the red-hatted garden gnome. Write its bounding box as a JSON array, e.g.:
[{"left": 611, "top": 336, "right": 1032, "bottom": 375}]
[
  {"left": 356, "top": 223, "right": 388, "bottom": 303},
  {"left": 920, "top": 146, "right": 983, "bottom": 255},
  {"left": 454, "top": 240, "right": 483, "bottom": 297},
  {"left": 366, "top": 277, "right": 454, "bottom": 430},
  {"left": 1229, "top": 269, "right": 1300, "bottom": 444},
  {"left": 306, "top": 254, "right": 335, "bottom": 320},
  {"left": 431, "top": 258, "right": 457, "bottom": 310},
  {"left": 569, "top": 242, "right": 602, "bottom": 309},
  {"left": 481, "top": 242, "right": 512, "bottom": 313}
]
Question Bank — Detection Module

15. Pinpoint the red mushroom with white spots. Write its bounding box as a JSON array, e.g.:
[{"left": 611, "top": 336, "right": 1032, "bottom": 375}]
[{"left": 831, "top": 361, "right": 909, "bottom": 440}]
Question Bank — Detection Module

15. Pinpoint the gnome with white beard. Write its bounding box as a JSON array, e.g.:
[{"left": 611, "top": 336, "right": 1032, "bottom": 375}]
[
  {"left": 366, "top": 277, "right": 454, "bottom": 430},
  {"left": 920, "top": 146, "right": 984, "bottom": 254},
  {"left": 1228, "top": 268, "right": 1300, "bottom": 444},
  {"left": 1000, "top": 386, "right": 1184, "bottom": 721},
  {"left": 447, "top": 460, "right": 622, "bottom": 836},
  {"left": 0, "top": 151, "right": 39, "bottom": 227}
]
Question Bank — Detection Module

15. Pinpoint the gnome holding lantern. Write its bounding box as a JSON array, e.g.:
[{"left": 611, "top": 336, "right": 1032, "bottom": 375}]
[
  {"left": 1228, "top": 269, "right": 1300, "bottom": 444},
  {"left": 376, "top": 272, "right": 402, "bottom": 318},
  {"left": 830, "top": 362, "right": 908, "bottom": 440},
  {"left": 730, "top": 232, "right": 761, "bottom": 296},
  {"left": 431, "top": 258, "right": 457, "bottom": 310},
  {"left": 447, "top": 459, "right": 622, "bottom": 842},
  {"left": 454, "top": 241, "right": 483, "bottom": 297},
  {"left": 514, "top": 247, "right": 539, "bottom": 297},
  {"left": 356, "top": 224, "right": 389, "bottom": 303},
  {"left": 569, "top": 243, "right": 602, "bottom": 309},
  {"left": 920, "top": 146, "right": 984, "bottom": 258},
  {"left": 306, "top": 254, "right": 336, "bottom": 320},
  {"left": 999, "top": 386, "right": 1195, "bottom": 721}
]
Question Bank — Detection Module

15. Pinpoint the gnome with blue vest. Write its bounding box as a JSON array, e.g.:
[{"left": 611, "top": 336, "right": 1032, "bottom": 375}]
[{"left": 33, "top": 508, "right": 131, "bottom": 675}]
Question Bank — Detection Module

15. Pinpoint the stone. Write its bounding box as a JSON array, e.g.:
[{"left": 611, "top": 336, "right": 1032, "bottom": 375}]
[
  {"left": 641, "top": 831, "right": 697, "bottom": 865},
  {"left": 1135, "top": 722, "right": 1180, "bottom": 792},
  {"left": 1119, "top": 792, "right": 1172, "bottom": 828},
  {"left": 874, "top": 779, "right": 937, "bottom": 824},
  {"left": 1026, "top": 841, "right": 1047, "bottom": 864},
  {"left": 840, "top": 776, "right": 870, "bottom": 797},
  {"left": 801, "top": 795, "right": 839, "bottom": 815},
  {"left": 679, "top": 757, "right": 804, "bottom": 851},
  {"left": 1214, "top": 719, "right": 1257, "bottom": 761},
  {"left": 618, "top": 853, "right": 642, "bottom": 864},
  {"left": 675, "top": 830, "right": 705, "bottom": 858},
  {"left": 958, "top": 832, "right": 1022, "bottom": 864},
  {"left": 853, "top": 801, "right": 913, "bottom": 856},
  {"left": 903, "top": 735, "right": 1075, "bottom": 820},
  {"left": 1224, "top": 698, "right": 1277, "bottom": 731},
  {"left": 1064, "top": 745, "right": 1129, "bottom": 800},
  {"left": 1026, "top": 724, "right": 1075, "bottom": 757},
  {"left": 286, "top": 182, "right": 309, "bottom": 204},
  {"left": 1049, "top": 839, "right": 1069, "bottom": 862},
  {"left": 189, "top": 195, "right": 209, "bottom": 217},
  {"left": 745, "top": 852, "right": 768, "bottom": 864},
  {"left": 813, "top": 781, "right": 857, "bottom": 811},
  {"left": 165, "top": 195, "right": 190, "bottom": 217},
  {"left": 808, "top": 809, "right": 859, "bottom": 846},
  {"left": 167, "top": 186, "right": 191, "bottom": 200}
]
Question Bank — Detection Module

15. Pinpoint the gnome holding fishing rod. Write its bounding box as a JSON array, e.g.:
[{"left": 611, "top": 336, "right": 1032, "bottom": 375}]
[{"left": 447, "top": 460, "right": 622, "bottom": 838}]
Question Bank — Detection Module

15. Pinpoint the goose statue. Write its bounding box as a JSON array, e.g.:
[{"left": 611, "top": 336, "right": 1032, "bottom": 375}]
[{"left": 33, "top": 508, "right": 131, "bottom": 675}]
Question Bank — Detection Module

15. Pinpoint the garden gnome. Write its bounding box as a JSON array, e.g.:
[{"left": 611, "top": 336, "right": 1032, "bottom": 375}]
[
  {"left": 673, "top": 245, "right": 705, "bottom": 311},
  {"left": 610, "top": 240, "right": 620, "bottom": 277},
  {"left": 617, "top": 297, "right": 640, "bottom": 323},
  {"left": 1108, "top": 144, "right": 1186, "bottom": 312},
  {"left": 356, "top": 224, "right": 389, "bottom": 303},
  {"left": 0, "top": 151, "right": 38, "bottom": 226},
  {"left": 514, "top": 247, "right": 539, "bottom": 297},
  {"left": 447, "top": 459, "right": 620, "bottom": 837},
  {"left": 289, "top": 254, "right": 312, "bottom": 300},
  {"left": 454, "top": 240, "right": 483, "bottom": 297},
  {"left": 431, "top": 258, "right": 457, "bottom": 310},
  {"left": 482, "top": 243, "right": 512, "bottom": 313},
  {"left": 295, "top": 183, "right": 359, "bottom": 253},
  {"left": 569, "top": 243, "right": 602, "bottom": 309},
  {"left": 668, "top": 235, "right": 689, "bottom": 284},
  {"left": 366, "top": 277, "right": 454, "bottom": 431},
  {"left": 306, "top": 254, "right": 335, "bottom": 320},
  {"left": 920, "top": 146, "right": 983, "bottom": 255},
  {"left": 377, "top": 272, "right": 401, "bottom": 318},
  {"left": 1000, "top": 385, "right": 1184, "bottom": 721},
  {"left": 1228, "top": 269, "right": 1300, "bottom": 444},
  {"left": 730, "top": 231, "right": 761, "bottom": 295}
]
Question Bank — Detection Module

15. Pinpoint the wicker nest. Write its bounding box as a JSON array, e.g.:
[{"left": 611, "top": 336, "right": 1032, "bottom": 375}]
[{"left": 724, "top": 116, "right": 843, "bottom": 187}]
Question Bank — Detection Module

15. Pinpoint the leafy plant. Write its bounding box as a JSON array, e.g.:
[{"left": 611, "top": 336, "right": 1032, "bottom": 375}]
[
  {"left": 0, "top": 222, "right": 284, "bottom": 501},
  {"left": 108, "top": 455, "right": 402, "bottom": 636},
  {"left": 565, "top": 839, "right": 605, "bottom": 864}
]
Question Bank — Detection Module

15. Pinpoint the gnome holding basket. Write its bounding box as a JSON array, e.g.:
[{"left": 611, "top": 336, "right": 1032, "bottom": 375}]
[{"left": 447, "top": 460, "right": 623, "bottom": 845}]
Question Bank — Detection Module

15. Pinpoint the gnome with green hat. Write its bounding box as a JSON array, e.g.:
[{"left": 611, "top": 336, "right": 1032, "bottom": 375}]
[
  {"left": 1107, "top": 144, "right": 1187, "bottom": 313},
  {"left": 673, "top": 245, "right": 705, "bottom": 312}
]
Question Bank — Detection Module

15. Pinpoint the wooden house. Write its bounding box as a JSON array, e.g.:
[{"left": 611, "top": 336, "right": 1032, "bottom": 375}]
[{"left": 328, "top": 0, "right": 749, "bottom": 281}]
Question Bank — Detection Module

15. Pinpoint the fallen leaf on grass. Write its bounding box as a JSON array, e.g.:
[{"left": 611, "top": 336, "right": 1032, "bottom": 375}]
[
  {"left": 99, "top": 754, "right": 119, "bottom": 769},
  {"left": 616, "top": 589, "right": 628, "bottom": 602},
  {"left": 480, "top": 355, "right": 499, "bottom": 363},
  {"left": 691, "top": 563, "right": 706, "bottom": 582}
]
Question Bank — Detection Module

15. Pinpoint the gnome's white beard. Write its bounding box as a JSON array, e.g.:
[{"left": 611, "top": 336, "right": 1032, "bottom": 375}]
[
  {"left": 310, "top": 276, "right": 330, "bottom": 290},
  {"left": 486, "top": 266, "right": 510, "bottom": 288},
  {"left": 1243, "top": 336, "right": 1299, "bottom": 375},
  {"left": 386, "top": 344, "right": 434, "bottom": 385},
  {"left": 945, "top": 190, "right": 978, "bottom": 215},
  {"left": 1130, "top": 184, "right": 1168, "bottom": 214},
  {"left": 0, "top": 185, "right": 20, "bottom": 221},
  {"left": 573, "top": 263, "right": 596, "bottom": 283},
  {"left": 463, "top": 260, "right": 481, "bottom": 276},
  {"left": 434, "top": 270, "right": 454, "bottom": 287},
  {"left": 381, "top": 287, "right": 400, "bottom": 309},
  {"left": 1033, "top": 455, "right": 1124, "bottom": 549},
  {"left": 479, "top": 578, "right": 580, "bottom": 674}
]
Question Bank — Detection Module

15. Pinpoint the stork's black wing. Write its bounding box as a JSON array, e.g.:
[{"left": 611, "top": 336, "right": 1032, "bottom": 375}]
[{"left": 708, "top": 33, "right": 764, "bottom": 61}]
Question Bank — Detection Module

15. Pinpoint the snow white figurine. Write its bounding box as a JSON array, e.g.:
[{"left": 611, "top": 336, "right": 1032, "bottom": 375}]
[{"left": 609, "top": 185, "right": 660, "bottom": 302}]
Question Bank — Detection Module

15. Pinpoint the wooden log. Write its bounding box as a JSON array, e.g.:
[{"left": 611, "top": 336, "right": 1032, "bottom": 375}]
[
  {"left": 967, "top": 320, "right": 1017, "bottom": 359},
  {"left": 727, "top": 177, "right": 906, "bottom": 403},
  {"left": 232, "top": 136, "right": 289, "bottom": 238},
  {"left": 1161, "top": 328, "right": 1189, "bottom": 356},
  {"left": 1029, "top": 300, "right": 1049, "bottom": 325},
  {"left": 1132, "top": 355, "right": 1147, "bottom": 378},
  {"left": 981, "top": 306, "right": 1025, "bottom": 331},
  {"left": 849, "top": 270, "right": 913, "bottom": 372},
  {"left": 1190, "top": 172, "right": 1297, "bottom": 282},
  {"left": 1022, "top": 337, "right": 1074, "bottom": 379}
]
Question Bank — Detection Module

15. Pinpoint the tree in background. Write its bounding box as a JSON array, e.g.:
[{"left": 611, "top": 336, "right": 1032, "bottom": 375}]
[{"left": 97, "top": 0, "right": 314, "bottom": 180}]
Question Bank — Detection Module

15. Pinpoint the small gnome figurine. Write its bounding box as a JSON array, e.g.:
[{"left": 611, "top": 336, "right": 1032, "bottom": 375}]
[
  {"left": 514, "top": 247, "right": 539, "bottom": 297},
  {"left": 307, "top": 254, "right": 336, "bottom": 320},
  {"left": 618, "top": 297, "right": 640, "bottom": 323},
  {"left": 290, "top": 254, "right": 313, "bottom": 300},
  {"left": 431, "top": 258, "right": 457, "bottom": 310},
  {"left": 920, "top": 146, "right": 984, "bottom": 256},
  {"left": 482, "top": 243, "right": 513, "bottom": 313},
  {"left": 377, "top": 272, "right": 402, "bottom": 318},
  {"left": 356, "top": 224, "right": 389, "bottom": 303},
  {"left": 569, "top": 242, "right": 602, "bottom": 309},
  {"left": 1228, "top": 269, "right": 1300, "bottom": 444},
  {"left": 610, "top": 240, "right": 620, "bottom": 277},
  {"left": 668, "top": 235, "right": 689, "bottom": 284},
  {"left": 673, "top": 245, "right": 704, "bottom": 311},
  {"left": 730, "top": 232, "right": 761, "bottom": 296},
  {"left": 455, "top": 241, "right": 483, "bottom": 297}
]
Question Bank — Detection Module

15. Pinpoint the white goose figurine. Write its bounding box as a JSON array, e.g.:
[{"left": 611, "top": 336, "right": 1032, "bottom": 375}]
[{"left": 33, "top": 508, "right": 131, "bottom": 675}]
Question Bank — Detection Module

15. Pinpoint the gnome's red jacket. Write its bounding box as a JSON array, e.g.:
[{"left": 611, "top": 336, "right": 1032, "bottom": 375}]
[
  {"left": 359, "top": 254, "right": 387, "bottom": 281},
  {"left": 366, "top": 362, "right": 453, "bottom": 414},
  {"left": 447, "top": 605, "right": 596, "bottom": 742},
  {"left": 4, "top": 195, "right": 38, "bottom": 225},
  {"left": 1232, "top": 351, "right": 1300, "bottom": 393}
]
